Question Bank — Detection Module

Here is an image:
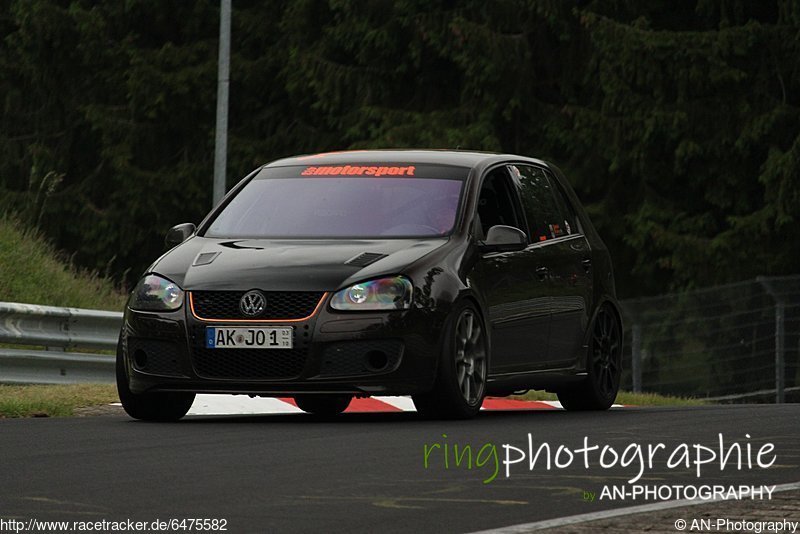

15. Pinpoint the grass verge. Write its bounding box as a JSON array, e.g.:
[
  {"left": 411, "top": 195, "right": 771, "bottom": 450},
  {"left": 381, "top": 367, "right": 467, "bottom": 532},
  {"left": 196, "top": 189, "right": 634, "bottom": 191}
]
[
  {"left": 0, "top": 384, "right": 118, "bottom": 418},
  {"left": 0, "top": 217, "right": 127, "bottom": 310},
  {"left": 514, "top": 389, "right": 704, "bottom": 406}
]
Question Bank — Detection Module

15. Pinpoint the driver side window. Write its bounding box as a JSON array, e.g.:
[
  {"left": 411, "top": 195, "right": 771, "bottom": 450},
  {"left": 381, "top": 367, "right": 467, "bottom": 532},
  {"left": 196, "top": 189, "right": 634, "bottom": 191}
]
[{"left": 475, "top": 168, "right": 524, "bottom": 240}]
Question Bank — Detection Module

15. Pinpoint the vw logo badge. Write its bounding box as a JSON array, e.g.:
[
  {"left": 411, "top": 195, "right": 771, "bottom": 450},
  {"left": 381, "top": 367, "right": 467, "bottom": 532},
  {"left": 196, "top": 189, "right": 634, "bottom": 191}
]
[{"left": 240, "top": 290, "right": 266, "bottom": 317}]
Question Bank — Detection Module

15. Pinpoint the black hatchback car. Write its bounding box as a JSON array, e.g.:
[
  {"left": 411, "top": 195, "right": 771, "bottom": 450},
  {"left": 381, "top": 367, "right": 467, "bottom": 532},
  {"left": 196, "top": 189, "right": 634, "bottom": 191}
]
[{"left": 117, "top": 150, "right": 622, "bottom": 420}]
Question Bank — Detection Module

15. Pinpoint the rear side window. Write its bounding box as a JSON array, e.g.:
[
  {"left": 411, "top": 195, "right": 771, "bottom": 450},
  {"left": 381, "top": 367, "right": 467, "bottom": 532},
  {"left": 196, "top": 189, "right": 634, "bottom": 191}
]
[
  {"left": 543, "top": 169, "right": 581, "bottom": 236},
  {"left": 509, "top": 164, "right": 578, "bottom": 242}
]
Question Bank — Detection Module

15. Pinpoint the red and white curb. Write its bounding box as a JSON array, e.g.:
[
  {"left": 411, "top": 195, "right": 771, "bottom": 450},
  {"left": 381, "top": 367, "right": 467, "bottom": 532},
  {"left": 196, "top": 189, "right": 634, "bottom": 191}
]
[
  {"left": 112, "top": 395, "right": 623, "bottom": 415},
  {"left": 181, "top": 395, "right": 622, "bottom": 416}
]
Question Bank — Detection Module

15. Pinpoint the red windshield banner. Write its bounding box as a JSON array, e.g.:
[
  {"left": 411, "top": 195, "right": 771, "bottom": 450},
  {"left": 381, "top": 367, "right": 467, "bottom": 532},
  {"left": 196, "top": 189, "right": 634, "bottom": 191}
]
[{"left": 301, "top": 165, "right": 416, "bottom": 177}]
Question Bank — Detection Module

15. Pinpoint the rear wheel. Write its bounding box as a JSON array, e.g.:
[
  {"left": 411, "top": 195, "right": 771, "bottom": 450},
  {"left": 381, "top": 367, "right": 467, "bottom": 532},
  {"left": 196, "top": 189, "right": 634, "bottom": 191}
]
[
  {"left": 413, "top": 302, "right": 488, "bottom": 419},
  {"left": 294, "top": 394, "right": 352, "bottom": 416},
  {"left": 116, "top": 340, "right": 195, "bottom": 422},
  {"left": 557, "top": 304, "right": 621, "bottom": 411}
]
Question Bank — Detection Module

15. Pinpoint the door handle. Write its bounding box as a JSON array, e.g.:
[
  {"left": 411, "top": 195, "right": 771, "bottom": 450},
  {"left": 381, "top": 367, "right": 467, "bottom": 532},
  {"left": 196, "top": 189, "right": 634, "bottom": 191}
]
[
  {"left": 535, "top": 267, "right": 549, "bottom": 280},
  {"left": 582, "top": 259, "right": 592, "bottom": 272}
]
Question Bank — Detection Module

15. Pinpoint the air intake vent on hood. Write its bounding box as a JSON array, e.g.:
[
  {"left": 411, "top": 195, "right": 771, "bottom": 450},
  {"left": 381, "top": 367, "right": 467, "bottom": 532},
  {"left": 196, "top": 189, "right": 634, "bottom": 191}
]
[
  {"left": 345, "top": 252, "right": 387, "bottom": 267},
  {"left": 193, "top": 251, "right": 220, "bottom": 266}
]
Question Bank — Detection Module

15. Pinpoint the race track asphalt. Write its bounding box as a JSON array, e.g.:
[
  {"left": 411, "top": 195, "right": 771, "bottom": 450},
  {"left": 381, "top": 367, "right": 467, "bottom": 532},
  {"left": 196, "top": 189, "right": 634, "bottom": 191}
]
[{"left": 1, "top": 404, "right": 798, "bottom": 533}]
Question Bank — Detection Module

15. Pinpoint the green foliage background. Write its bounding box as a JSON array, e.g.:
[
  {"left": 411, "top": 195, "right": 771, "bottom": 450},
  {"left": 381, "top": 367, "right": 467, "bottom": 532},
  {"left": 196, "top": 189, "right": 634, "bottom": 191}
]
[{"left": 1, "top": 0, "right": 798, "bottom": 297}]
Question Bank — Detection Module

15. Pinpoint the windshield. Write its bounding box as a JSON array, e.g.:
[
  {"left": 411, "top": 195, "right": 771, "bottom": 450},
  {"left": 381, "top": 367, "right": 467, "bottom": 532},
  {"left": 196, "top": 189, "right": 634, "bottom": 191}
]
[{"left": 204, "top": 165, "right": 467, "bottom": 238}]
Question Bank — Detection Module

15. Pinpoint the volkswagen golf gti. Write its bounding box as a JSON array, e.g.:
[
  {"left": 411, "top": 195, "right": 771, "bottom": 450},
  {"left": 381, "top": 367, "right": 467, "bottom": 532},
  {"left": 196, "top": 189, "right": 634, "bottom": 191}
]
[{"left": 117, "top": 150, "right": 622, "bottom": 420}]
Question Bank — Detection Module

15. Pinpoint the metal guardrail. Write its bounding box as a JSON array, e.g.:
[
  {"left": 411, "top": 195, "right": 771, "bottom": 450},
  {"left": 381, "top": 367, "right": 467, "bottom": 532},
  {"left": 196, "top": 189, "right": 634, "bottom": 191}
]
[{"left": 0, "top": 302, "right": 121, "bottom": 384}]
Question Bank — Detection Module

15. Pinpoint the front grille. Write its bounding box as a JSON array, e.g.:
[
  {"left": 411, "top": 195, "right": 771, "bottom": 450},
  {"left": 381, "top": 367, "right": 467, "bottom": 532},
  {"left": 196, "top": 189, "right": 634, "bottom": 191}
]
[
  {"left": 190, "top": 291, "right": 324, "bottom": 320},
  {"left": 128, "top": 338, "right": 184, "bottom": 377},
  {"left": 191, "top": 347, "right": 308, "bottom": 380}
]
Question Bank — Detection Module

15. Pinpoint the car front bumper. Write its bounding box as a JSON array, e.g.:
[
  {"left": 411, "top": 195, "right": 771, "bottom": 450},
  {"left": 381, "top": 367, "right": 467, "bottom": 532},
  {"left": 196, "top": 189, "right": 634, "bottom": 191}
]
[{"left": 121, "top": 297, "right": 444, "bottom": 396}]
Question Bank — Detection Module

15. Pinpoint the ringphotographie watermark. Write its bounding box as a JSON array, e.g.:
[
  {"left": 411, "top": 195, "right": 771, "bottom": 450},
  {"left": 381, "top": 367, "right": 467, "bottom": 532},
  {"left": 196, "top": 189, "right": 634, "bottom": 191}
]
[{"left": 421, "top": 433, "right": 777, "bottom": 488}]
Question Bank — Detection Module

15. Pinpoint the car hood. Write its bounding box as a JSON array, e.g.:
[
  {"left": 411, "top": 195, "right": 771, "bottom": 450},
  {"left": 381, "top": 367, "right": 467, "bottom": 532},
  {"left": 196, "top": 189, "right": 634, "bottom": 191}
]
[{"left": 150, "top": 237, "right": 448, "bottom": 291}]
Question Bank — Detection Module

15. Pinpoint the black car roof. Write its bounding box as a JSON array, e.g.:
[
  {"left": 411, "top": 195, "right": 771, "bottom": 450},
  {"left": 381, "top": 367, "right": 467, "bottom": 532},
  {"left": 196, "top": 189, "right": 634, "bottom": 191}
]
[{"left": 265, "top": 149, "right": 549, "bottom": 170}]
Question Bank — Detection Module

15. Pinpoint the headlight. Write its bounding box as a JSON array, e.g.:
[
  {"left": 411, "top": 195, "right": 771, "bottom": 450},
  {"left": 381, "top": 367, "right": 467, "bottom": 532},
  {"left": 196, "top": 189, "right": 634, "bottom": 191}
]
[
  {"left": 330, "top": 276, "right": 413, "bottom": 311},
  {"left": 130, "top": 274, "right": 184, "bottom": 311}
]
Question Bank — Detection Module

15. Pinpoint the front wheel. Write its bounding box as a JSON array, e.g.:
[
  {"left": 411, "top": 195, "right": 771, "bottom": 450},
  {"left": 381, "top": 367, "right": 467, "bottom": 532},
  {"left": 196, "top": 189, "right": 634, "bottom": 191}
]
[
  {"left": 294, "top": 394, "right": 352, "bottom": 416},
  {"left": 116, "top": 340, "right": 195, "bottom": 421},
  {"left": 413, "top": 302, "right": 488, "bottom": 419},
  {"left": 557, "top": 304, "right": 622, "bottom": 411}
]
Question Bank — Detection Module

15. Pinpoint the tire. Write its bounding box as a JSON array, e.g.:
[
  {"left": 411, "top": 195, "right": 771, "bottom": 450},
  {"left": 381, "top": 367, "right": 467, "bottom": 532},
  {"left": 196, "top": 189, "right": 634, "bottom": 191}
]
[
  {"left": 294, "top": 394, "right": 352, "bottom": 416},
  {"left": 116, "top": 339, "right": 195, "bottom": 422},
  {"left": 412, "top": 301, "right": 488, "bottom": 419},
  {"left": 557, "top": 304, "right": 622, "bottom": 411}
]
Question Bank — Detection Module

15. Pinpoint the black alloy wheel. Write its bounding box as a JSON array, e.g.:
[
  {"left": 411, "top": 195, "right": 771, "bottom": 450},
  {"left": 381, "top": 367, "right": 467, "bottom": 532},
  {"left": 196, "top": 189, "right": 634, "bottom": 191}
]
[
  {"left": 413, "top": 302, "right": 488, "bottom": 419},
  {"left": 558, "top": 304, "right": 621, "bottom": 411}
]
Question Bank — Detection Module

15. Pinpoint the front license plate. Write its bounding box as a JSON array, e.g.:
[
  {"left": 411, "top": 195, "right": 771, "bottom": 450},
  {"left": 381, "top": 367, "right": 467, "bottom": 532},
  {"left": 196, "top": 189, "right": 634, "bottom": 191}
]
[{"left": 205, "top": 327, "right": 293, "bottom": 349}]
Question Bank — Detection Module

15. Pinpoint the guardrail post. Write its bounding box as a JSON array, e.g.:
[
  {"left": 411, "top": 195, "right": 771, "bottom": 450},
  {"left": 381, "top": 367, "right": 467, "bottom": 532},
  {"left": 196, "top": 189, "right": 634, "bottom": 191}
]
[
  {"left": 758, "top": 276, "right": 786, "bottom": 404},
  {"left": 775, "top": 298, "right": 785, "bottom": 404},
  {"left": 631, "top": 323, "right": 642, "bottom": 393}
]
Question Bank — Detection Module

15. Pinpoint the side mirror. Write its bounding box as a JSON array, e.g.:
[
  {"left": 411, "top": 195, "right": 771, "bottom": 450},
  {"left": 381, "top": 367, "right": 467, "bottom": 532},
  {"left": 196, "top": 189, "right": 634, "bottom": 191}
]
[
  {"left": 165, "top": 223, "right": 196, "bottom": 247},
  {"left": 479, "top": 225, "right": 528, "bottom": 253}
]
